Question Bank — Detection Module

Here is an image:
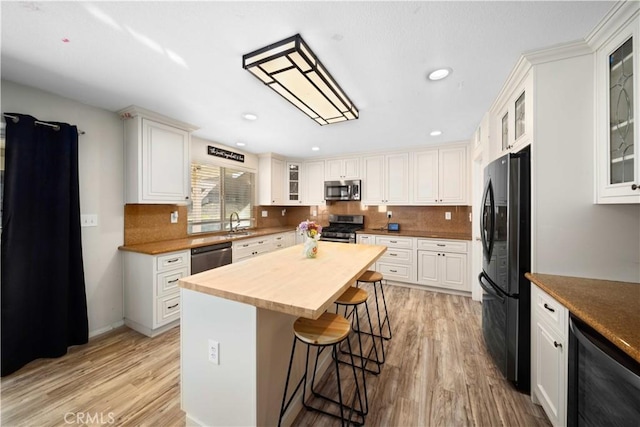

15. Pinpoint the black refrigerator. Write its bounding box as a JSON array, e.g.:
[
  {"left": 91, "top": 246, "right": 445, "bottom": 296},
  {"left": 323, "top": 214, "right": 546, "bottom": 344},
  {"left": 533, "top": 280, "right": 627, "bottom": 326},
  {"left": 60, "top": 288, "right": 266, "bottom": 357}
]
[{"left": 479, "top": 146, "right": 530, "bottom": 391}]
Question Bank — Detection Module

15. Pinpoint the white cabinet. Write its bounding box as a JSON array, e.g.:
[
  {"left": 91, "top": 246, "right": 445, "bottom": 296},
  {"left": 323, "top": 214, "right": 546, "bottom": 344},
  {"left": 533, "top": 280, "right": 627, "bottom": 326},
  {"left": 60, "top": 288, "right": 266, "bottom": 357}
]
[
  {"left": 258, "top": 154, "right": 285, "bottom": 205},
  {"left": 531, "top": 284, "right": 568, "bottom": 427},
  {"left": 303, "top": 160, "right": 326, "bottom": 205},
  {"left": 417, "top": 239, "right": 469, "bottom": 292},
  {"left": 119, "top": 106, "right": 196, "bottom": 204},
  {"left": 594, "top": 14, "right": 640, "bottom": 203},
  {"left": 273, "top": 231, "right": 296, "bottom": 250},
  {"left": 362, "top": 153, "right": 410, "bottom": 205},
  {"left": 374, "top": 236, "right": 416, "bottom": 283},
  {"left": 285, "top": 162, "right": 303, "bottom": 205},
  {"left": 325, "top": 157, "right": 360, "bottom": 180},
  {"left": 123, "top": 249, "right": 190, "bottom": 337},
  {"left": 412, "top": 146, "right": 467, "bottom": 205},
  {"left": 232, "top": 235, "right": 273, "bottom": 262},
  {"left": 357, "top": 234, "right": 375, "bottom": 245},
  {"left": 492, "top": 71, "right": 533, "bottom": 158}
]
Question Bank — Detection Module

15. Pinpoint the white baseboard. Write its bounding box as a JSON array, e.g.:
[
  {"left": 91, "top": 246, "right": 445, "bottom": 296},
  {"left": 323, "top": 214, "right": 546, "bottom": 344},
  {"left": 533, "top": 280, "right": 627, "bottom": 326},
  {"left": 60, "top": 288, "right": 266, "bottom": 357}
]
[{"left": 89, "top": 320, "right": 125, "bottom": 338}]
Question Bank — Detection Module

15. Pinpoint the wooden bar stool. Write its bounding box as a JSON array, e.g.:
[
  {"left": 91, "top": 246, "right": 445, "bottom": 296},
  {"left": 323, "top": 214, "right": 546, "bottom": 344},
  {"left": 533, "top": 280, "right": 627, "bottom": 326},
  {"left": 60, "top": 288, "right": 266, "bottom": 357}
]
[
  {"left": 278, "top": 312, "right": 364, "bottom": 427},
  {"left": 334, "top": 286, "right": 382, "bottom": 418},
  {"left": 356, "top": 271, "right": 393, "bottom": 363}
]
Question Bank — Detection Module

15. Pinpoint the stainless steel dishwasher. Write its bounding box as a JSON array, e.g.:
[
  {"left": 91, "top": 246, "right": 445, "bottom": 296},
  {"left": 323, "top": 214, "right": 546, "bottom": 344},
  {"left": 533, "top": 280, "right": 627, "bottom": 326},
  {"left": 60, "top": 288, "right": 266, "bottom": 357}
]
[{"left": 191, "top": 242, "right": 233, "bottom": 274}]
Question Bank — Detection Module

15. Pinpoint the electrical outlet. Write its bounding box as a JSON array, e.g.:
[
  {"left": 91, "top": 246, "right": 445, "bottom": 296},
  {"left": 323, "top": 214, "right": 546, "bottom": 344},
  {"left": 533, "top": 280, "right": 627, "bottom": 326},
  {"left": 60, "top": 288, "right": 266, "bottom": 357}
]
[
  {"left": 445, "top": 212, "right": 452, "bottom": 220},
  {"left": 170, "top": 211, "right": 178, "bottom": 223},
  {"left": 387, "top": 211, "right": 392, "bottom": 218},
  {"left": 80, "top": 214, "right": 98, "bottom": 227},
  {"left": 261, "top": 210, "right": 268, "bottom": 217},
  {"left": 469, "top": 213, "right": 472, "bottom": 222},
  {"left": 208, "top": 339, "right": 219, "bottom": 365}
]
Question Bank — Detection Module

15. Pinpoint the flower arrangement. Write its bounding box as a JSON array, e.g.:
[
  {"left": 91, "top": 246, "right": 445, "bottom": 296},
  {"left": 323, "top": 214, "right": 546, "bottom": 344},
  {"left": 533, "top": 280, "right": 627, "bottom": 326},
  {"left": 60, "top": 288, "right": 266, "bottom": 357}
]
[{"left": 297, "top": 220, "right": 322, "bottom": 240}]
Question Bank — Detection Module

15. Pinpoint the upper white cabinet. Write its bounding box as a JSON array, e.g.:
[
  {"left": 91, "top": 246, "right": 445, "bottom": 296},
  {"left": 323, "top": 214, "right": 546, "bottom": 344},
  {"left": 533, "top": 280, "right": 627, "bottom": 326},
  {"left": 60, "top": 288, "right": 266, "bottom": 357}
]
[
  {"left": 492, "top": 71, "right": 534, "bottom": 158},
  {"left": 325, "top": 157, "right": 360, "bottom": 180},
  {"left": 594, "top": 12, "right": 640, "bottom": 203},
  {"left": 303, "top": 160, "right": 326, "bottom": 205},
  {"left": 412, "top": 146, "right": 467, "bottom": 205},
  {"left": 361, "top": 153, "right": 410, "bottom": 205},
  {"left": 119, "top": 106, "right": 197, "bottom": 204},
  {"left": 285, "top": 161, "right": 303, "bottom": 205},
  {"left": 258, "top": 154, "right": 285, "bottom": 205}
]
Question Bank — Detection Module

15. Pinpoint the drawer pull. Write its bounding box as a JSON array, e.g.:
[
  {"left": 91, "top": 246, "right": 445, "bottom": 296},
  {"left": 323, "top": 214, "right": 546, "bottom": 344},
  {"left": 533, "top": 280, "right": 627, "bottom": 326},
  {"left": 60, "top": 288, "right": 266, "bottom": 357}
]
[
  {"left": 390, "top": 269, "right": 398, "bottom": 273},
  {"left": 390, "top": 240, "right": 398, "bottom": 243},
  {"left": 166, "top": 258, "right": 179, "bottom": 264},
  {"left": 437, "top": 244, "right": 446, "bottom": 247},
  {"left": 553, "top": 341, "right": 562, "bottom": 349},
  {"left": 543, "top": 303, "right": 555, "bottom": 313},
  {"left": 389, "top": 253, "right": 398, "bottom": 256},
  {"left": 242, "top": 244, "right": 249, "bottom": 247},
  {"left": 168, "top": 303, "right": 179, "bottom": 309},
  {"left": 168, "top": 278, "right": 179, "bottom": 283}
]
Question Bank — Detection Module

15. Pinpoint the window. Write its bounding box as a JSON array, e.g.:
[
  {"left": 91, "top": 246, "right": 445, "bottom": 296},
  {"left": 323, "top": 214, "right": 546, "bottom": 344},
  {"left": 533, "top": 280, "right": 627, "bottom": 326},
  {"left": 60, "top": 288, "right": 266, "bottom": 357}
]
[{"left": 188, "top": 162, "right": 254, "bottom": 234}]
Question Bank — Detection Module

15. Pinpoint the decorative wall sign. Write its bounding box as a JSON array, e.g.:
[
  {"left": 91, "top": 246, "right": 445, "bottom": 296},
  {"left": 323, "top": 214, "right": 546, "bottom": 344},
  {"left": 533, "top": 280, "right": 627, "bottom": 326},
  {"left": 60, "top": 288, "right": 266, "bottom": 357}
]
[{"left": 207, "top": 146, "right": 245, "bottom": 163}]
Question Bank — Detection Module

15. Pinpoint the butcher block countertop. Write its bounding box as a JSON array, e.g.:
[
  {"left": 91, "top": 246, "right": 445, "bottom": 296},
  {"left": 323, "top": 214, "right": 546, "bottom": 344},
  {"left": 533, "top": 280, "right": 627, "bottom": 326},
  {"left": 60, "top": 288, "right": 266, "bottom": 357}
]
[
  {"left": 179, "top": 241, "right": 386, "bottom": 319},
  {"left": 526, "top": 273, "right": 640, "bottom": 363},
  {"left": 118, "top": 226, "right": 295, "bottom": 255},
  {"left": 360, "top": 228, "right": 472, "bottom": 241}
]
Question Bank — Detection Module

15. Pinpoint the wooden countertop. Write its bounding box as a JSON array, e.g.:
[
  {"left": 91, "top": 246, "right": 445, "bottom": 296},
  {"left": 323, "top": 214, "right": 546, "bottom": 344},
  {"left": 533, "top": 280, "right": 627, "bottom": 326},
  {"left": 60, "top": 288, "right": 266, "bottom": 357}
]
[
  {"left": 360, "top": 228, "right": 471, "bottom": 241},
  {"left": 118, "top": 226, "right": 295, "bottom": 255},
  {"left": 179, "top": 241, "right": 387, "bottom": 319},
  {"left": 526, "top": 273, "right": 640, "bottom": 363}
]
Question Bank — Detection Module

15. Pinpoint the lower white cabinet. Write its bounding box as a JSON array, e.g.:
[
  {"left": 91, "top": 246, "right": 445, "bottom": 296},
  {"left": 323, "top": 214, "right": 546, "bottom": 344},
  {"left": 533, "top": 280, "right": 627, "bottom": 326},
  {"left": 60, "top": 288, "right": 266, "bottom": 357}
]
[
  {"left": 417, "top": 239, "right": 469, "bottom": 291},
  {"left": 273, "top": 231, "right": 296, "bottom": 250},
  {"left": 358, "top": 234, "right": 470, "bottom": 292},
  {"left": 232, "top": 236, "right": 274, "bottom": 263},
  {"left": 123, "top": 249, "right": 190, "bottom": 337},
  {"left": 531, "top": 284, "right": 568, "bottom": 427}
]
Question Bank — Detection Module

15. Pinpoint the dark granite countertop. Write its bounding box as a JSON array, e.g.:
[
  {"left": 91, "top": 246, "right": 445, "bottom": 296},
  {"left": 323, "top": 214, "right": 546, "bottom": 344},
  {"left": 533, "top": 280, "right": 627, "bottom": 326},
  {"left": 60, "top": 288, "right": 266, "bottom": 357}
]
[{"left": 526, "top": 273, "right": 640, "bottom": 363}]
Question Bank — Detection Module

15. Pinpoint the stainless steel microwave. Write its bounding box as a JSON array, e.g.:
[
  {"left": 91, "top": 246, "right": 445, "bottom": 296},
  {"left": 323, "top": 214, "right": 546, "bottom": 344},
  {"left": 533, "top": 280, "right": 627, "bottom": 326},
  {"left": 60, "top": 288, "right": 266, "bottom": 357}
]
[{"left": 324, "top": 180, "right": 361, "bottom": 201}]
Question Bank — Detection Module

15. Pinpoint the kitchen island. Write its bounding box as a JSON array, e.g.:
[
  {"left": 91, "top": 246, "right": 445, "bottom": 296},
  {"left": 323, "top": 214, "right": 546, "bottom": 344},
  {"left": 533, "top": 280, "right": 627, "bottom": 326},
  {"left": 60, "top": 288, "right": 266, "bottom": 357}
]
[{"left": 178, "top": 241, "right": 386, "bottom": 426}]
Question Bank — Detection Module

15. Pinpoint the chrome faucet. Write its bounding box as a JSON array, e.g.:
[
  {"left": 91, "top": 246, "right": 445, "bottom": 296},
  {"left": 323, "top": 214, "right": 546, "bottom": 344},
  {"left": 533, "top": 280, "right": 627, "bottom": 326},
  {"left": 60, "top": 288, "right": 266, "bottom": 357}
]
[{"left": 229, "top": 212, "right": 240, "bottom": 232}]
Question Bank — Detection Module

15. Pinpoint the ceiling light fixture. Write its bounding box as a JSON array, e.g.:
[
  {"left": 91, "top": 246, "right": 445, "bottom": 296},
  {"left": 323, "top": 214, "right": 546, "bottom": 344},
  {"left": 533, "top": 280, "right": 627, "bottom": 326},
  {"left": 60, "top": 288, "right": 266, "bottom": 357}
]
[
  {"left": 242, "top": 34, "right": 358, "bottom": 126},
  {"left": 428, "top": 68, "right": 451, "bottom": 81},
  {"left": 430, "top": 130, "right": 442, "bottom": 136},
  {"left": 242, "top": 113, "right": 258, "bottom": 121},
  {"left": 311, "top": 146, "right": 320, "bottom": 151},
  {"left": 236, "top": 142, "right": 246, "bottom": 147}
]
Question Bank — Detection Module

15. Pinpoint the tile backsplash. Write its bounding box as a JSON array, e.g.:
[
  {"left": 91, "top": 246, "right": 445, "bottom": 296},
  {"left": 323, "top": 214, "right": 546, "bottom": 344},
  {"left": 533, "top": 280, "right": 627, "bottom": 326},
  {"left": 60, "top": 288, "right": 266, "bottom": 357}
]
[{"left": 256, "top": 202, "right": 472, "bottom": 236}]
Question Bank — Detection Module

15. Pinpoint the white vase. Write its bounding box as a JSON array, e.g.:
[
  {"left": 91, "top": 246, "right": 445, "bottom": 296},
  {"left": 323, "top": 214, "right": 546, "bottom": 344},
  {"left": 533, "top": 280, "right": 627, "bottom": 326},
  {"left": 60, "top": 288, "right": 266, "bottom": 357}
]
[{"left": 303, "top": 237, "right": 318, "bottom": 258}]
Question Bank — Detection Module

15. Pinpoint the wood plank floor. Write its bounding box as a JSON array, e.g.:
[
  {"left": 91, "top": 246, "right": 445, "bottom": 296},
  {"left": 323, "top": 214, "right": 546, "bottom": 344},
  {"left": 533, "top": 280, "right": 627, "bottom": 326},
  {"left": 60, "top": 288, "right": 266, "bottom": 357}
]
[{"left": 1, "top": 285, "right": 550, "bottom": 427}]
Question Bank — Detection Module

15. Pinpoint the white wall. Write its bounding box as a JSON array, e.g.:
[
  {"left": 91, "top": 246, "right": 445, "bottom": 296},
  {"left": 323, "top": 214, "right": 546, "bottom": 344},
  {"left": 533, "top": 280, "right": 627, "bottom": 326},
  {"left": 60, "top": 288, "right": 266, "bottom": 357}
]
[
  {"left": 1, "top": 80, "right": 125, "bottom": 336},
  {"left": 532, "top": 55, "right": 640, "bottom": 282}
]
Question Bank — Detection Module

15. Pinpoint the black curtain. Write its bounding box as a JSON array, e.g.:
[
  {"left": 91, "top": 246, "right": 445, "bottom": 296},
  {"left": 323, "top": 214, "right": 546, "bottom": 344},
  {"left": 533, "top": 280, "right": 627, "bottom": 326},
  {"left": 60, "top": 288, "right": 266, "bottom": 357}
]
[{"left": 1, "top": 113, "right": 88, "bottom": 376}]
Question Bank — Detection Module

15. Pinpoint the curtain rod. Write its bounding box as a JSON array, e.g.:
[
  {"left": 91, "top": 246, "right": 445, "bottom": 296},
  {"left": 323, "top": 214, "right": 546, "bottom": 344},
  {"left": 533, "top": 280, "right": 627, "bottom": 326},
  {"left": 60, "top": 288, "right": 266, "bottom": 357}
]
[{"left": 2, "top": 113, "right": 86, "bottom": 135}]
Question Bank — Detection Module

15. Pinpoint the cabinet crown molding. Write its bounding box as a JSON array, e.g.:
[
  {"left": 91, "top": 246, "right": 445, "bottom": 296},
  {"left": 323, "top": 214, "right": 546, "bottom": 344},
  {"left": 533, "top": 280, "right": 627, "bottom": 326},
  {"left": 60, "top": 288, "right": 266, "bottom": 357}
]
[
  {"left": 585, "top": 1, "right": 639, "bottom": 49},
  {"left": 117, "top": 105, "right": 199, "bottom": 132}
]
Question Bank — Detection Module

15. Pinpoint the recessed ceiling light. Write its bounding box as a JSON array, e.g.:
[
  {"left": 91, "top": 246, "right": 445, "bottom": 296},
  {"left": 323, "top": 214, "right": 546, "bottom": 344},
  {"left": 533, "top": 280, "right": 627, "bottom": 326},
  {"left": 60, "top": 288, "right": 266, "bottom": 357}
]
[
  {"left": 428, "top": 68, "right": 451, "bottom": 81},
  {"left": 242, "top": 113, "right": 258, "bottom": 121},
  {"left": 236, "top": 142, "right": 246, "bottom": 147},
  {"left": 430, "top": 130, "right": 442, "bottom": 136},
  {"left": 311, "top": 146, "right": 320, "bottom": 151}
]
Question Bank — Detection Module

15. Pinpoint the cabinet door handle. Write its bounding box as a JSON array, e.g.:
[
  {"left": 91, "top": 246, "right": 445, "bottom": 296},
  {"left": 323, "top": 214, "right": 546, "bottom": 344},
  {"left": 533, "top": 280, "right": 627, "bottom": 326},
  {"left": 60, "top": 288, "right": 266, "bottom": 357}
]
[
  {"left": 168, "top": 303, "right": 179, "bottom": 309},
  {"left": 553, "top": 341, "right": 562, "bottom": 349},
  {"left": 543, "top": 303, "right": 555, "bottom": 313},
  {"left": 632, "top": 184, "right": 639, "bottom": 190},
  {"left": 166, "top": 258, "right": 179, "bottom": 264}
]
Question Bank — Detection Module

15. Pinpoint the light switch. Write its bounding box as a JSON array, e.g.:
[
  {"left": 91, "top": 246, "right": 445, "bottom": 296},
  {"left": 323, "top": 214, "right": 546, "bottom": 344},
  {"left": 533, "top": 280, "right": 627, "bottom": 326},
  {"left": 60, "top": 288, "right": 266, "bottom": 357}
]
[
  {"left": 170, "top": 211, "right": 179, "bottom": 223},
  {"left": 445, "top": 212, "right": 452, "bottom": 220}
]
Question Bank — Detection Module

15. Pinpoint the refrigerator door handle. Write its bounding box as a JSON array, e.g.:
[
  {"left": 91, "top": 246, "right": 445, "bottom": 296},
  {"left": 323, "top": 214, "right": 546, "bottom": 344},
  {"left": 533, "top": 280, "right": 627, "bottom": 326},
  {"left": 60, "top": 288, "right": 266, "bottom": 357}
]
[
  {"left": 481, "top": 179, "right": 495, "bottom": 262},
  {"left": 478, "top": 271, "right": 506, "bottom": 303}
]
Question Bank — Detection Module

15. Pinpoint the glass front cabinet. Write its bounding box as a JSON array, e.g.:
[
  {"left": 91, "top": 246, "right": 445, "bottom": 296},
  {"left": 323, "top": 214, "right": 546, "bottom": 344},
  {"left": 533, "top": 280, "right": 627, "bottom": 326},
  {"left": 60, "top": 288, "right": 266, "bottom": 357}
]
[
  {"left": 595, "top": 14, "right": 639, "bottom": 203},
  {"left": 493, "top": 71, "right": 533, "bottom": 158},
  {"left": 286, "top": 162, "right": 303, "bottom": 205}
]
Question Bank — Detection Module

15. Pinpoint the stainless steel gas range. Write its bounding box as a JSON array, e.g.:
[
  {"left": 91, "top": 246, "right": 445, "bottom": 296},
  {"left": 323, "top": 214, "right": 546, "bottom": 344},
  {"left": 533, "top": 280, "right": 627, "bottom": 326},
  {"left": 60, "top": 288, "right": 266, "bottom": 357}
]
[{"left": 319, "top": 214, "right": 364, "bottom": 244}]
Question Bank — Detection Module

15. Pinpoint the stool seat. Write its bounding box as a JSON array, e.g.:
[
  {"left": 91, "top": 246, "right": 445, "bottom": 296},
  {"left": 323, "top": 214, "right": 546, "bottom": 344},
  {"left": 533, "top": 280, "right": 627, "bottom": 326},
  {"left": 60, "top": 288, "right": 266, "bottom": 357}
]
[
  {"left": 294, "top": 312, "right": 350, "bottom": 345},
  {"left": 358, "top": 270, "right": 383, "bottom": 283},
  {"left": 335, "top": 286, "right": 368, "bottom": 305}
]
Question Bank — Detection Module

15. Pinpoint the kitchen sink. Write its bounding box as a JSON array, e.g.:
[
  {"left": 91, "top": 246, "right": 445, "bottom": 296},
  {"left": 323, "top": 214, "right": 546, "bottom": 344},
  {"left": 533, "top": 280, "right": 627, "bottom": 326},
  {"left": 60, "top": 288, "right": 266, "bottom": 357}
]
[{"left": 225, "top": 231, "right": 254, "bottom": 237}]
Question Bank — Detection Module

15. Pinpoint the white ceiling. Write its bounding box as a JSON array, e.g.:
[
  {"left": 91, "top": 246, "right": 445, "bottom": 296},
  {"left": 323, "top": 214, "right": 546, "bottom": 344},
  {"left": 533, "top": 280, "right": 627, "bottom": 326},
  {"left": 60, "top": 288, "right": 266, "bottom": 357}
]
[{"left": 1, "top": 1, "right": 614, "bottom": 158}]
